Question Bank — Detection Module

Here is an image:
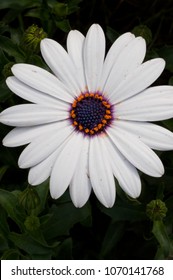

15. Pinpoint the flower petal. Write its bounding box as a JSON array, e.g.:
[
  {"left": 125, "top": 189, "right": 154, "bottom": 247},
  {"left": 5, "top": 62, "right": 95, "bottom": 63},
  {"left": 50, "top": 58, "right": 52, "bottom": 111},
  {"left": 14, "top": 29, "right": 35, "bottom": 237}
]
[
  {"left": 115, "top": 120, "right": 173, "bottom": 151},
  {"left": 18, "top": 124, "right": 73, "bottom": 168},
  {"left": 2, "top": 120, "right": 69, "bottom": 147},
  {"left": 116, "top": 86, "right": 173, "bottom": 121},
  {"left": 110, "top": 58, "right": 165, "bottom": 103},
  {"left": 89, "top": 136, "right": 116, "bottom": 207},
  {"left": 107, "top": 126, "right": 164, "bottom": 177},
  {"left": 84, "top": 24, "right": 105, "bottom": 92},
  {"left": 67, "top": 30, "right": 86, "bottom": 91},
  {"left": 70, "top": 136, "right": 91, "bottom": 207},
  {"left": 11, "top": 64, "right": 73, "bottom": 103},
  {"left": 100, "top": 32, "right": 135, "bottom": 91},
  {"left": 50, "top": 132, "right": 83, "bottom": 199},
  {"left": 6, "top": 76, "right": 69, "bottom": 108},
  {"left": 41, "top": 38, "right": 80, "bottom": 95},
  {"left": 105, "top": 136, "right": 141, "bottom": 198},
  {"left": 28, "top": 145, "right": 63, "bottom": 186},
  {"left": 103, "top": 36, "right": 146, "bottom": 96},
  {"left": 0, "top": 104, "right": 68, "bottom": 126}
]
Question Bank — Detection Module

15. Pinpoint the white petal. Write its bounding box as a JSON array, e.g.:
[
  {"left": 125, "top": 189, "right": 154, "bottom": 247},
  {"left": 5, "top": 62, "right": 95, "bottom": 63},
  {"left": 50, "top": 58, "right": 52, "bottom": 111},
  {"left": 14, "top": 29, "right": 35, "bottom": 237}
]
[
  {"left": 103, "top": 36, "right": 146, "bottom": 96},
  {"left": 105, "top": 136, "right": 141, "bottom": 198},
  {"left": 67, "top": 30, "right": 86, "bottom": 91},
  {"left": 116, "top": 86, "right": 173, "bottom": 121},
  {"left": 50, "top": 132, "right": 83, "bottom": 199},
  {"left": 110, "top": 58, "right": 165, "bottom": 103},
  {"left": 18, "top": 124, "right": 73, "bottom": 168},
  {"left": 107, "top": 126, "right": 164, "bottom": 177},
  {"left": 6, "top": 76, "right": 69, "bottom": 108},
  {"left": 0, "top": 104, "right": 68, "bottom": 126},
  {"left": 70, "top": 136, "right": 91, "bottom": 207},
  {"left": 100, "top": 32, "right": 135, "bottom": 91},
  {"left": 11, "top": 64, "right": 73, "bottom": 103},
  {"left": 41, "top": 38, "right": 80, "bottom": 96},
  {"left": 2, "top": 120, "right": 69, "bottom": 147},
  {"left": 84, "top": 24, "right": 105, "bottom": 92},
  {"left": 89, "top": 136, "right": 115, "bottom": 207},
  {"left": 115, "top": 120, "right": 173, "bottom": 151},
  {"left": 28, "top": 145, "right": 64, "bottom": 186}
]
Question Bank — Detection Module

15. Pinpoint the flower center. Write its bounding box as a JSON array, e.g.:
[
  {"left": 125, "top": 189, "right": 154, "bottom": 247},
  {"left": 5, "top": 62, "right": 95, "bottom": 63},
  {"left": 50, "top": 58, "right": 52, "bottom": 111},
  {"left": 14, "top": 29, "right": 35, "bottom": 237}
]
[{"left": 70, "top": 92, "right": 113, "bottom": 135}]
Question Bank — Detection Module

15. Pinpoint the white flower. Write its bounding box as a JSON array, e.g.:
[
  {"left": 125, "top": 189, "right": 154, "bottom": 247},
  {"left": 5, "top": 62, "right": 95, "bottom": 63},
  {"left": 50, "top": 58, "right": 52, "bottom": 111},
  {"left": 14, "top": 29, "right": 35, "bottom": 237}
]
[{"left": 1, "top": 24, "right": 173, "bottom": 208}]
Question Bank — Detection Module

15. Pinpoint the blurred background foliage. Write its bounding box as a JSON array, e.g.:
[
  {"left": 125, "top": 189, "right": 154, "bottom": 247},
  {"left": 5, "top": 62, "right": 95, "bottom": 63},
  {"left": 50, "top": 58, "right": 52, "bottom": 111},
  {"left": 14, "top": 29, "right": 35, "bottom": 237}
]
[{"left": 0, "top": 0, "right": 173, "bottom": 260}]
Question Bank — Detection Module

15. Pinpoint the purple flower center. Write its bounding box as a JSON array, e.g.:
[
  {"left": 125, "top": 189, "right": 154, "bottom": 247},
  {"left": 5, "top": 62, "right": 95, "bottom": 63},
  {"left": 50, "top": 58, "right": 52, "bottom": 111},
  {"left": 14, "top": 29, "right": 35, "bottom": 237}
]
[{"left": 70, "top": 92, "right": 113, "bottom": 135}]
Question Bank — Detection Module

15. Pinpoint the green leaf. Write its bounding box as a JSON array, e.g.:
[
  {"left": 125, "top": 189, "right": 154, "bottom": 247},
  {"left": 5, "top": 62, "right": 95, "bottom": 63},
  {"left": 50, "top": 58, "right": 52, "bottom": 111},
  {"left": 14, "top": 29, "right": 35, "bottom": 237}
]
[
  {"left": 55, "top": 238, "right": 73, "bottom": 259},
  {"left": 0, "top": 233, "right": 9, "bottom": 251},
  {"left": 168, "top": 76, "right": 173, "bottom": 86},
  {"left": 26, "top": 54, "right": 49, "bottom": 69},
  {"left": 0, "top": 0, "right": 41, "bottom": 9},
  {"left": 162, "top": 119, "right": 173, "bottom": 130},
  {"left": 157, "top": 45, "right": 173, "bottom": 73},
  {"left": 31, "top": 180, "right": 49, "bottom": 216},
  {"left": 0, "top": 206, "right": 10, "bottom": 234},
  {"left": 10, "top": 28, "right": 23, "bottom": 45},
  {"left": 3, "top": 9, "right": 22, "bottom": 25},
  {"left": 131, "top": 25, "right": 152, "bottom": 45},
  {"left": 99, "top": 221, "right": 125, "bottom": 258},
  {"left": 0, "top": 35, "right": 25, "bottom": 61},
  {"left": 1, "top": 249, "right": 20, "bottom": 260},
  {"left": 100, "top": 200, "right": 146, "bottom": 222},
  {"left": 0, "top": 189, "right": 18, "bottom": 218},
  {"left": 0, "top": 145, "right": 19, "bottom": 167},
  {"left": 106, "top": 26, "right": 119, "bottom": 43},
  {"left": 53, "top": 2, "right": 68, "bottom": 17},
  {"left": 0, "top": 48, "right": 9, "bottom": 69},
  {"left": 0, "top": 189, "right": 25, "bottom": 228},
  {"left": 67, "top": 0, "right": 82, "bottom": 14},
  {"left": 0, "top": 165, "right": 9, "bottom": 181},
  {"left": 24, "top": 8, "right": 42, "bottom": 19},
  {"left": 165, "top": 196, "right": 173, "bottom": 214},
  {"left": 152, "top": 220, "right": 171, "bottom": 257},
  {"left": 0, "top": 21, "right": 9, "bottom": 34},
  {"left": 43, "top": 201, "right": 91, "bottom": 239},
  {"left": 55, "top": 19, "right": 71, "bottom": 32},
  {"left": 154, "top": 247, "right": 165, "bottom": 260},
  {"left": 9, "top": 232, "right": 53, "bottom": 258}
]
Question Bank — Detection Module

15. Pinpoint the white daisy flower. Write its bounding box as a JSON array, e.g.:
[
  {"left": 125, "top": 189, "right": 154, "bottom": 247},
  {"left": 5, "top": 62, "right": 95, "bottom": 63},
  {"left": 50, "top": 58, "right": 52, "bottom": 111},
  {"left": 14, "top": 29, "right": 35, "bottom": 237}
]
[{"left": 1, "top": 24, "right": 173, "bottom": 208}]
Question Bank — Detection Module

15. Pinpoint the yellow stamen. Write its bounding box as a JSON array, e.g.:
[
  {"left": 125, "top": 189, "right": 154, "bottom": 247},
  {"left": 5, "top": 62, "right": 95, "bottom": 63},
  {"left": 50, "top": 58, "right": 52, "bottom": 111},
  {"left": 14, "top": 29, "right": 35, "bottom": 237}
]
[
  {"left": 79, "top": 125, "right": 83, "bottom": 130},
  {"left": 70, "top": 110, "right": 76, "bottom": 119},
  {"left": 85, "top": 128, "right": 89, "bottom": 133},
  {"left": 72, "top": 101, "right": 77, "bottom": 108},
  {"left": 89, "top": 130, "right": 94, "bottom": 135},
  {"left": 102, "top": 119, "right": 107, "bottom": 124},
  {"left": 98, "top": 123, "right": 103, "bottom": 129},
  {"left": 73, "top": 121, "right": 78, "bottom": 126},
  {"left": 77, "top": 95, "right": 84, "bottom": 102},
  {"left": 106, "top": 110, "right": 111, "bottom": 115},
  {"left": 85, "top": 93, "right": 89, "bottom": 98},
  {"left": 104, "top": 115, "right": 112, "bottom": 120},
  {"left": 102, "top": 101, "right": 111, "bottom": 108}
]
